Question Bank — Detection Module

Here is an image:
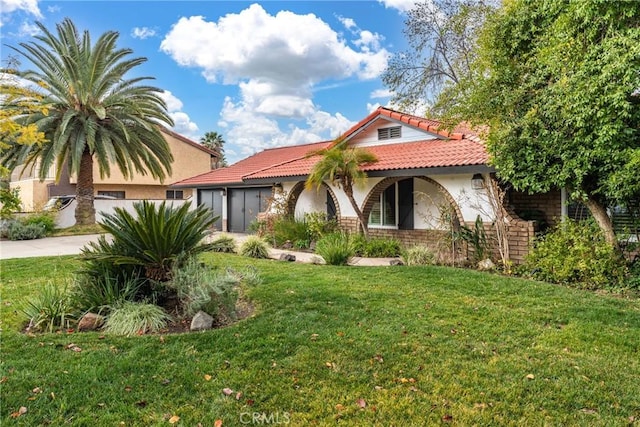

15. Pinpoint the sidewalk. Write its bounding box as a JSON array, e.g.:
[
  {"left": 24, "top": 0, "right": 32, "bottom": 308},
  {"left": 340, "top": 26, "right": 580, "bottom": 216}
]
[{"left": 0, "top": 232, "right": 398, "bottom": 266}]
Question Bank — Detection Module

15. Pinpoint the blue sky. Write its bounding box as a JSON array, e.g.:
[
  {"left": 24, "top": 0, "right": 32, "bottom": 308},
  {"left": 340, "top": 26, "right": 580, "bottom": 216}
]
[{"left": 1, "top": 0, "right": 416, "bottom": 164}]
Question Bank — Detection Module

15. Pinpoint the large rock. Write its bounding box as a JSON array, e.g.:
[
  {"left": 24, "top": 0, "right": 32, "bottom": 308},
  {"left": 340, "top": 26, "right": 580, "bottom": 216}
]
[
  {"left": 279, "top": 253, "right": 296, "bottom": 262},
  {"left": 190, "top": 310, "right": 214, "bottom": 331},
  {"left": 477, "top": 258, "right": 496, "bottom": 271},
  {"left": 77, "top": 312, "right": 104, "bottom": 331}
]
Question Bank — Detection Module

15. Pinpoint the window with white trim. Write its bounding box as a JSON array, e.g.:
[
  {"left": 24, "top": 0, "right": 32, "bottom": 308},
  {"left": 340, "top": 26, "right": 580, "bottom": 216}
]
[
  {"left": 166, "top": 190, "right": 184, "bottom": 200},
  {"left": 369, "top": 184, "right": 396, "bottom": 226}
]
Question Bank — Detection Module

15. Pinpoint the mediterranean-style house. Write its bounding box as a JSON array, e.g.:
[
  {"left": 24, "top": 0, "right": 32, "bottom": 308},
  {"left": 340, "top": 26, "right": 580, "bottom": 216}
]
[
  {"left": 173, "top": 107, "right": 570, "bottom": 264},
  {"left": 10, "top": 126, "right": 219, "bottom": 212}
]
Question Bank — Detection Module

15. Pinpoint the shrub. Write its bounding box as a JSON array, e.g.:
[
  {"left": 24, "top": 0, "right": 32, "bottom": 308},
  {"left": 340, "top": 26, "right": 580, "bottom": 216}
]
[
  {"left": 272, "top": 216, "right": 309, "bottom": 248},
  {"left": 21, "top": 283, "right": 74, "bottom": 333},
  {"left": 0, "top": 187, "right": 21, "bottom": 219},
  {"left": 209, "top": 234, "right": 237, "bottom": 253},
  {"left": 315, "top": 232, "right": 354, "bottom": 266},
  {"left": 80, "top": 200, "right": 217, "bottom": 282},
  {"left": 402, "top": 246, "right": 436, "bottom": 266},
  {"left": 239, "top": 236, "right": 270, "bottom": 258},
  {"left": 104, "top": 302, "right": 171, "bottom": 336},
  {"left": 7, "top": 221, "right": 47, "bottom": 240},
  {"left": 456, "top": 215, "right": 489, "bottom": 263},
  {"left": 23, "top": 212, "right": 56, "bottom": 235},
  {"left": 71, "top": 270, "right": 143, "bottom": 314},
  {"left": 523, "top": 219, "right": 627, "bottom": 289},
  {"left": 352, "top": 235, "right": 402, "bottom": 257},
  {"left": 304, "top": 211, "right": 338, "bottom": 241}
]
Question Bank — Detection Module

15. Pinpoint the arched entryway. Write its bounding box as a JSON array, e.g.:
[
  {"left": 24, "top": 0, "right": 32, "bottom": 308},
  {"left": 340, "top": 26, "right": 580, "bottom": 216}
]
[{"left": 285, "top": 181, "right": 340, "bottom": 220}]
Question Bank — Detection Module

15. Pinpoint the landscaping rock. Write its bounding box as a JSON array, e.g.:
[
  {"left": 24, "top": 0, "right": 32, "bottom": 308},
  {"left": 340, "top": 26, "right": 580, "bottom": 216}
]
[
  {"left": 279, "top": 253, "right": 296, "bottom": 262},
  {"left": 282, "top": 240, "right": 293, "bottom": 249},
  {"left": 77, "top": 312, "right": 104, "bottom": 331},
  {"left": 389, "top": 259, "right": 404, "bottom": 266},
  {"left": 478, "top": 258, "right": 495, "bottom": 271},
  {"left": 190, "top": 311, "right": 214, "bottom": 331}
]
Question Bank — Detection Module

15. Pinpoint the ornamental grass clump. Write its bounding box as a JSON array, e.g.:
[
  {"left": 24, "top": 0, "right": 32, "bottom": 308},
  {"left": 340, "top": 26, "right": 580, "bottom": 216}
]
[
  {"left": 104, "top": 302, "right": 171, "bottom": 336},
  {"left": 239, "top": 236, "right": 270, "bottom": 259},
  {"left": 21, "top": 282, "right": 75, "bottom": 333},
  {"left": 315, "top": 232, "right": 355, "bottom": 266}
]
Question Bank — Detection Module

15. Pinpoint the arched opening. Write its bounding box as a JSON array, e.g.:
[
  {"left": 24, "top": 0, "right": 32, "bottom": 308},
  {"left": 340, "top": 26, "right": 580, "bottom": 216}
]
[{"left": 285, "top": 181, "right": 340, "bottom": 221}]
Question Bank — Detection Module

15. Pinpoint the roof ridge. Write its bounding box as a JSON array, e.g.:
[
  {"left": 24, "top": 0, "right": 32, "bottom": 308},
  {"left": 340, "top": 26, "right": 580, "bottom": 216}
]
[{"left": 242, "top": 141, "right": 330, "bottom": 180}]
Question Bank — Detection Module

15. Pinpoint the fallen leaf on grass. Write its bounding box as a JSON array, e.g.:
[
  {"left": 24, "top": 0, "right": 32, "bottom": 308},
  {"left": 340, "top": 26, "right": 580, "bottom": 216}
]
[
  {"left": 373, "top": 354, "right": 384, "bottom": 363},
  {"left": 215, "top": 420, "right": 223, "bottom": 427},
  {"left": 0, "top": 377, "right": 8, "bottom": 384},
  {"left": 124, "top": 386, "right": 132, "bottom": 392},
  {"left": 235, "top": 392, "right": 243, "bottom": 400},
  {"left": 168, "top": 415, "right": 180, "bottom": 424},
  {"left": 310, "top": 334, "right": 319, "bottom": 341},
  {"left": 10, "top": 406, "right": 27, "bottom": 418},
  {"left": 66, "top": 343, "right": 82, "bottom": 352},
  {"left": 525, "top": 374, "right": 535, "bottom": 380},
  {"left": 32, "top": 387, "right": 42, "bottom": 394},
  {"left": 135, "top": 400, "right": 147, "bottom": 408},
  {"left": 222, "top": 388, "right": 234, "bottom": 396},
  {"left": 356, "top": 398, "right": 366, "bottom": 409},
  {"left": 442, "top": 414, "right": 453, "bottom": 422},
  {"left": 204, "top": 374, "right": 212, "bottom": 381},
  {"left": 335, "top": 404, "right": 345, "bottom": 412},
  {"left": 580, "top": 408, "right": 597, "bottom": 415}
]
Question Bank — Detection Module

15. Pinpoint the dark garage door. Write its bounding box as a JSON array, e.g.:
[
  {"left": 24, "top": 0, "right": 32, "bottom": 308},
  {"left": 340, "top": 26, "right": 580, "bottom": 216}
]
[
  {"left": 198, "top": 189, "right": 223, "bottom": 231},
  {"left": 228, "top": 188, "right": 271, "bottom": 233}
]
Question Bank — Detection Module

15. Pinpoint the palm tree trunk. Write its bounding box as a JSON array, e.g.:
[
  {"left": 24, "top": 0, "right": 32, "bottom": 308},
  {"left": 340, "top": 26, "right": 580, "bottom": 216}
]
[
  {"left": 583, "top": 197, "right": 619, "bottom": 252},
  {"left": 344, "top": 184, "right": 368, "bottom": 238},
  {"left": 75, "top": 148, "right": 96, "bottom": 225}
]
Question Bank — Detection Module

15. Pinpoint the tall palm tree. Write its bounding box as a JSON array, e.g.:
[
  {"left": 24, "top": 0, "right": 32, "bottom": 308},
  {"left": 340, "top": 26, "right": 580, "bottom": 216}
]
[
  {"left": 1, "top": 18, "right": 174, "bottom": 225},
  {"left": 305, "top": 139, "right": 378, "bottom": 237},
  {"left": 200, "top": 131, "right": 227, "bottom": 167}
]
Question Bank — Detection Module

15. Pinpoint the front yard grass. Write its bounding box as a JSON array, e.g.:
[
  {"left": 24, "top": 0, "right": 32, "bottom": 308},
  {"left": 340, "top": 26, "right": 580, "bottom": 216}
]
[{"left": 1, "top": 253, "right": 639, "bottom": 426}]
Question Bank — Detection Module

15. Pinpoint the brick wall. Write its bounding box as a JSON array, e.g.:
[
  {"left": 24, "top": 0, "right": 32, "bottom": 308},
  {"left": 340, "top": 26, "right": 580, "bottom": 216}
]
[{"left": 509, "top": 189, "right": 562, "bottom": 230}]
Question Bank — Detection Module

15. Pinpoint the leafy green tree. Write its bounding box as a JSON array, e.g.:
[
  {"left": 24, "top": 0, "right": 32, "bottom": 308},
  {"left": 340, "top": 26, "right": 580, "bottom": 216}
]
[
  {"left": 441, "top": 0, "right": 640, "bottom": 249},
  {"left": 200, "top": 131, "right": 227, "bottom": 167},
  {"left": 1, "top": 18, "right": 174, "bottom": 225},
  {"left": 305, "top": 139, "right": 377, "bottom": 237},
  {"left": 382, "top": 0, "right": 495, "bottom": 114}
]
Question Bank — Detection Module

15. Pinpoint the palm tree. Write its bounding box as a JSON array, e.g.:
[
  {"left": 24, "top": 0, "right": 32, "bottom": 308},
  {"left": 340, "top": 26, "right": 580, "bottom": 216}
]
[
  {"left": 200, "top": 131, "right": 227, "bottom": 167},
  {"left": 1, "top": 18, "right": 174, "bottom": 225},
  {"left": 305, "top": 139, "right": 378, "bottom": 237}
]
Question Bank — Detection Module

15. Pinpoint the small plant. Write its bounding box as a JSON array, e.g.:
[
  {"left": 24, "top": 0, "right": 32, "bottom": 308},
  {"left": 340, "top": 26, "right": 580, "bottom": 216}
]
[
  {"left": 352, "top": 235, "right": 402, "bottom": 257},
  {"left": 23, "top": 212, "right": 56, "bottom": 235},
  {"left": 456, "top": 215, "right": 489, "bottom": 264},
  {"left": 71, "top": 270, "right": 143, "bottom": 314},
  {"left": 402, "top": 246, "right": 436, "bottom": 266},
  {"left": 0, "top": 187, "right": 21, "bottom": 219},
  {"left": 304, "top": 211, "right": 338, "bottom": 241},
  {"left": 209, "top": 234, "right": 237, "bottom": 253},
  {"left": 21, "top": 282, "right": 74, "bottom": 333},
  {"left": 272, "top": 216, "right": 309, "bottom": 247},
  {"left": 7, "top": 221, "right": 47, "bottom": 240},
  {"left": 104, "top": 302, "right": 171, "bottom": 336},
  {"left": 315, "top": 232, "right": 354, "bottom": 266},
  {"left": 239, "top": 236, "right": 270, "bottom": 259}
]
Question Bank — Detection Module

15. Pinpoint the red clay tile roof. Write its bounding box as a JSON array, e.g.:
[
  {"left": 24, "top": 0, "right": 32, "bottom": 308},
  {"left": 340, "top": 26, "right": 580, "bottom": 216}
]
[
  {"left": 244, "top": 139, "right": 487, "bottom": 181},
  {"left": 172, "top": 107, "right": 488, "bottom": 187},
  {"left": 171, "top": 141, "right": 331, "bottom": 187}
]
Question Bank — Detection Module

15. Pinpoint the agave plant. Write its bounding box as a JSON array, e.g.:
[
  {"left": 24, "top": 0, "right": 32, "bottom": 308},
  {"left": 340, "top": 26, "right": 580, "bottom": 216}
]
[{"left": 80, "top": 200, "right": 217, "bottom": 281}]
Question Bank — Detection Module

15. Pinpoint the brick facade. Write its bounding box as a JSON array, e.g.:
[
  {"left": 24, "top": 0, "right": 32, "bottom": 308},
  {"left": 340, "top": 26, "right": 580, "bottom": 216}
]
[{"left": 508, "top": 189, "right": 562, "bottom": 231}]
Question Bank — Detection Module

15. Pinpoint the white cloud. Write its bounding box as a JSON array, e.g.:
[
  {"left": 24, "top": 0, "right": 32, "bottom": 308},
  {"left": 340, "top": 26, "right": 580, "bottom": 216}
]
[
  {"left": 158, "top": 91, "right": 199, "bottom": 139},
  {"left": 18, "top": 20, "right": 40, "bottom": 37},
  {"left": 0, "top": 0, "right": 42, "bottom": 18},
  {"left": 370, "top": 88, "right": 393, "bottom": 99},
  {"left": 378, "top": 0, "right": 417, "bottom": 13},
  {"left": 46, "top": 5, "right": 60, "bottom": 13},
  {"left": 160, "top": 4, "right": 390, "bottom": 162},
  {"left": 131, "top": 27, "right": 157, "bottom": 40}
]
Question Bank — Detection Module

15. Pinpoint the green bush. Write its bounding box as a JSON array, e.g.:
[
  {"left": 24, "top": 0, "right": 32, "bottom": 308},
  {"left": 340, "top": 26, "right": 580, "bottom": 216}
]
[
  {"left": 304, "top": 211, "right": 338, "bottom": 241},
  {"left": 0, "top": 187, "right": 21, "bottom": 219},
  {"left": 402, "top": 246, "right": 436, "bottom": 266},
  {"left": 455, "top": 215, "right": 489, "bottom": 263},
  {"left": 23, "top": 212, "right": 56, "bottom": 235},
  {"left": 209, "top": 234, "right": 237, "bottom": 253},
  {"left": 80, "top": 200, "right": 217, "bottom": 282},
  {"left": 352, "top": 235, "right": 402, "bottom": 257},
  {"left": 71, "top": 270, "right": 143, "bottom": 314},
  {"left": 21, "top": 283, "right": 74, "bottom": 333},
  {"left": 315, "top": 232, "right": 354, "bottom": 266},
  {"left": 239, "top": 236, "right": 270, "bottom": 259},
  {"left": 272, "top": 216, "right": 310, "bottom": 248},
  {"left": 7, "top": 221, "right": 47, "bottom": 240},
  {"left": 523, "top": 219, "right": 627, "bottom": 289},
  {"left": 104, "top": 302, "right": 171, "bottom": 336}
]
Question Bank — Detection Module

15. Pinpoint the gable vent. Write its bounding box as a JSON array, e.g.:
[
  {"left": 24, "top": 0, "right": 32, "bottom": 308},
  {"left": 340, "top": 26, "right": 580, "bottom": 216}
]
[{"left": 378, "top": 126, "right": 402, "bottom": 140}]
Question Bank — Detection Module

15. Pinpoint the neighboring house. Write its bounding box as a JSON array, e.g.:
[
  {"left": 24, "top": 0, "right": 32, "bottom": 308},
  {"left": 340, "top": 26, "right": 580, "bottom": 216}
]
[
  {"left": 172, "top": 107, "right": 565, "bottom": 264},
  {"left": 10, "top": 126, "right": 219, "bottom": 211}
]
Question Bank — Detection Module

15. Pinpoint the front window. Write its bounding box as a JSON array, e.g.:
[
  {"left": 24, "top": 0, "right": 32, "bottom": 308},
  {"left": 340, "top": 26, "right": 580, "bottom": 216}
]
[
  {"left": 166, "top": 190, "right": 184, "bottom": 200},
  {"left": 97, "top": 190, "right": 125, "bottom": 199},
  {"left": 369, "top": 184, "right": 396, "bottom": 226}
]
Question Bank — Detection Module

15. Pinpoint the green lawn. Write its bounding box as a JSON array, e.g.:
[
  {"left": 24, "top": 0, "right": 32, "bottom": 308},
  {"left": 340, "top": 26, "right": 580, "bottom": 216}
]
[{"left": 1, "top": 254, "right": 639, "bottom": 426}]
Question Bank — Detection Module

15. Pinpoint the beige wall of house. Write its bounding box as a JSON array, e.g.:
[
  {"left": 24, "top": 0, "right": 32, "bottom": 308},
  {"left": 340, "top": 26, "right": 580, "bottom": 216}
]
[{"left": 10, "top": 128, "right": 214, "bottom": 211}]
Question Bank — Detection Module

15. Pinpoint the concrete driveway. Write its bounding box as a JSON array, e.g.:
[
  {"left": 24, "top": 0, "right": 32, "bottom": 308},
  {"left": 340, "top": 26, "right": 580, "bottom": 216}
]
[{"left": 0, "top": 234, "right": 104, "bottom": 260}]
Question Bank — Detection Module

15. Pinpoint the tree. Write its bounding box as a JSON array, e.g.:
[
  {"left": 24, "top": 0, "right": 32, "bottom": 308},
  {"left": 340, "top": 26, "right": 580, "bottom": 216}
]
[
  {"left": 0, "top": 18, "right": 174, "bottom": 225},
  {"left": 305, "top": 139, "right": 377, "bottom": 237},
  {"left": 200, "top": 131, "right": 227, "bottom": 167},
  {"left": 0, "top": 57, "right": 47, "bottom": 177},
  {"left": 441, "top": 0, "right": 640, "bottom": 250},
  {"left": 382, "top": 0, "right": 495, "bottom": 114}
]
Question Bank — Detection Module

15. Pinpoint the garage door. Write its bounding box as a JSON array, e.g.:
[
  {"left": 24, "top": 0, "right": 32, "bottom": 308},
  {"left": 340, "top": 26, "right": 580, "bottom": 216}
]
[
  {"left": 198, "top": 189, "right": 223, "bottom": 231},
  {"left": 228, "top": 188, "right": 271, "bottom": 233}
]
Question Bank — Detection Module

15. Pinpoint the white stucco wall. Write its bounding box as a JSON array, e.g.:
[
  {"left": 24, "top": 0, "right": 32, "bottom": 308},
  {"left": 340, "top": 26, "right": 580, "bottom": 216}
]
[{"left": 283, "top": 173, "right": 495, "bottom": 231}]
